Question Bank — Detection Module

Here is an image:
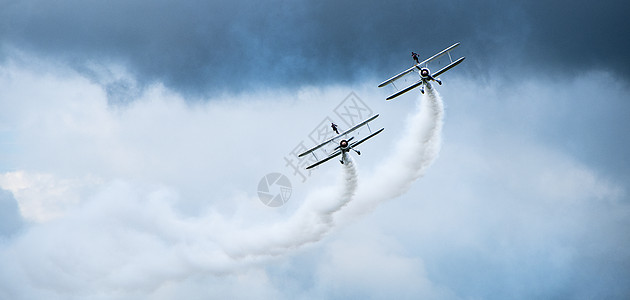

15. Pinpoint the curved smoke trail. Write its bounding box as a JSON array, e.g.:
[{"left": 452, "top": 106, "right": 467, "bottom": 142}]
[
  {"left": 339, "top": 83, "right": 444, "bottom": 219},
  {"left": 0, "top": 86, "right": 440, "bottom": 296},
  {"left": 214, "top": 83, "right": 446, "bottom": 261},
  {"left": 0, "top": 78, "right": 445, "bottom": 297},
  {"left": 224, "top": 157, "right": 358, "bottom": 259},
  {"left": 0, "top": 158, "right": 360, "bottom": 296}
]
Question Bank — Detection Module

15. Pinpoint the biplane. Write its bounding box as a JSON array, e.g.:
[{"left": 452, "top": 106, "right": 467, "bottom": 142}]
[
  {"left": 378, "top": 42, "right": 465, "bottom": 100},
  {"left": 298, "top": 114, "right": 384, "bottom": 169}
]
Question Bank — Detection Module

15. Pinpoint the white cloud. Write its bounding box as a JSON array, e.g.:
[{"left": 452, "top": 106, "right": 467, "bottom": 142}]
[
  {"left": 0, "top": 60, "right": 628, "bottom": 299},
  {"left": 313, "top": 230, "right": 456, "bottom": 299},
  {"left": 365, "top": 118, "right": 629, "bottom": 298},
  {"left": 0, "top": 171, "right": 102, "bottom": 222}
]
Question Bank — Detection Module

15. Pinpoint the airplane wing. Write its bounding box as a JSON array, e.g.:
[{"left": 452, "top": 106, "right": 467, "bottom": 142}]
[
  {"left": 417, "top": 42, "right": 460, "bottom": 67},
  {"left": 386, "top": 80, "right": 423, "bottom": 100},
  {"left": 432, "top": 56, "right": 465, "bottom": 78},
  {"left": 305, "top": 128, "right": 384, "bottom": 169},
  {"left": 378, "top": 43, "right": 460, "bottom": 89},
  {"left": 378, "top": 65, "right": 416, "bottom": 88},
  {"left": 305, "top": 150, "right": 342, "bottom": 169},
  {"left": 350, "top": 127, "right": 385, "bottom": 147},
  {"left": 298, "top": 114, "right": 380, "bottom": 158}
]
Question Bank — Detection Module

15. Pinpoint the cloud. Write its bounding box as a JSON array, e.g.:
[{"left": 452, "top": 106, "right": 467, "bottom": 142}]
[
  {"left": 402, "top": 137, "right": 630, "bottom": 299},
  {"left": 519, "top": 0, "right": 630, "bottom": 78},
  {"left": 0, "top": 171, "right": 102, "bottom": 222},
  {"left": 0, "top": 188, "right": 23, "bottom": 238},
  {"left": 1, "top": 0, "right": 629, "bottom": 296},
  {"left": 1, "top": 0, "right": 627, "bottom": 97},
  {"left": 0, "top": 56, "right": 629, "bottom": 299},
  {"left": 0, "top": 62, "right": 378, "bottom": 298},
  {"left": 313, "top": 233, "right": 455, "bottom": 299}
]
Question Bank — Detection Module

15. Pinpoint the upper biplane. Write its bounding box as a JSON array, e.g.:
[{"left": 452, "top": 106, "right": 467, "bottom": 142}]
[
  {"left": 298, "top": 114, "right": 384, "bottom": 169},
  {"left": 378, "top": 42, "right": 465, "bottom": 100}
]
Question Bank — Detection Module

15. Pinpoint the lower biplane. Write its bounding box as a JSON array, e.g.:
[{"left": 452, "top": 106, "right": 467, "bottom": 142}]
[
  {"left": 379, "top": 42, "right": 465, "bottom": 100},
  {"left": 298, "top": 114, "right": 384, "bottom": 169}
]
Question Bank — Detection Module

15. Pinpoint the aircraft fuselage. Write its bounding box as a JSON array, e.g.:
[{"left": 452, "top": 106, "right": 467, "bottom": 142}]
[{"left": 416, "top": 66, "right": 431, "bottom": 80}]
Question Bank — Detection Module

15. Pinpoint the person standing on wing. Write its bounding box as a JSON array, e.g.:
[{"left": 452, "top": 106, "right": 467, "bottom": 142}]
[
  {"left": 331, "top": 122, "right": 340, "bottom": 134},
  {"left": 411, "top": 52, "right": 420, "bottom": 64}
]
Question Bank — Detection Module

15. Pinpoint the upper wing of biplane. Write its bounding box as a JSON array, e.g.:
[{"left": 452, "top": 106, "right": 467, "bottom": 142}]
[
  {"left": 378, "top": 42, "right": 463, "bottom": 89},
  {"left": 377, "top": 65, "right": 417, "bottom": 88},
  {"left": 298, "top": 114, "right": 380, "bottom": 158},
  {"left": 305, "top": 127, "right": 385, "bottom": 169},
  {"left": 415, "top": 42, "right": 461, "bottom": 69}
]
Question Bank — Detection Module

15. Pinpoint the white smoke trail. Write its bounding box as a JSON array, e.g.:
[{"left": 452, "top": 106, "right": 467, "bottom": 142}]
[
  {"left": 225, "top": 157, "right": 358, "bottom": 259},
  {"left": 219, "top": 85, "right": 446, "bottom": 260},
  {"left": 339, "top": 83, "right": 444, "bottom": 219},
  {"left": 0, "top": 160, "right": 359, "bottom": 297},
  {"left": 0, "top": 69, "right": 445, "bottom": 297}
]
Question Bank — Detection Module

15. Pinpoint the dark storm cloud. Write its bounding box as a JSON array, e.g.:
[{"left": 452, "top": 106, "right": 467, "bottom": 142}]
[
  {"left": 520, "top": 0, "right": 630, "bottom": 78},
  {"left": 0, "top": 0, "right": 627, "bottom": 95}
]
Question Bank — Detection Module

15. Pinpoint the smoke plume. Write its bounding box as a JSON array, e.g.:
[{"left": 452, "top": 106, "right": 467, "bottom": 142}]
[
  {"left": 226, "top": 158, "right": 358, "bottom": 259},
  {"left": 340, "top": 84, "right": 445, "bottom": 219}
]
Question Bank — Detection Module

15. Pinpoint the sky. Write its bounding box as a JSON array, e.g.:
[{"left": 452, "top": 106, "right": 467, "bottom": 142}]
[{"left": 0, "top": 0, "right": 629, "bottom": 299}]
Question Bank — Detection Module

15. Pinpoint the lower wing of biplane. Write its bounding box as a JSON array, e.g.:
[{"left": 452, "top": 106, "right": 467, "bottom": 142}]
[
  {"left": 378, "top": 42, "right": 465, "bottom": 100},
  {"left": 298, "top": 114, "right": 384, "bottom": 169}
]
